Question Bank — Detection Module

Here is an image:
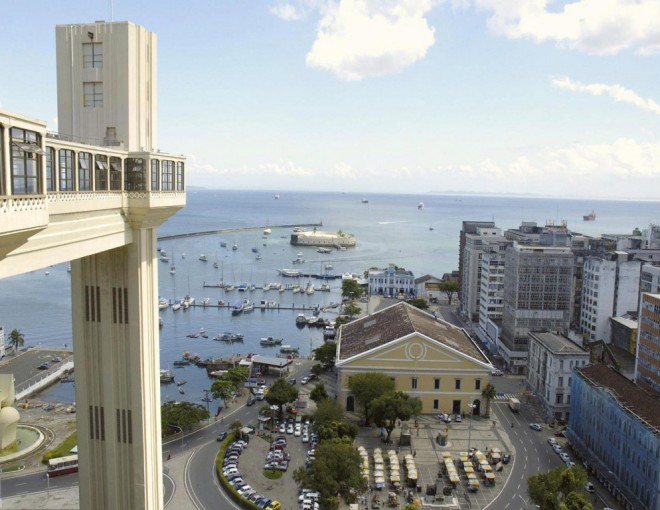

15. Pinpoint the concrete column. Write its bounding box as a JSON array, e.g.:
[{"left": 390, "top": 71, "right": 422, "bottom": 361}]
[{"left": 71, "top": 227, "right": 162, "bottom": 510}]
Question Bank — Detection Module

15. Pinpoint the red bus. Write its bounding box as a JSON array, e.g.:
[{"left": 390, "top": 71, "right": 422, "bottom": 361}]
[{"left": 47, "top": 454, "right": 78, "bottom": 477}]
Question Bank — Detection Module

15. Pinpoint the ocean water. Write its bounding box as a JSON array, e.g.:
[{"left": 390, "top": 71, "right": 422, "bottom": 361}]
[{"left": 2, "top": 190, "right": 659, "bottom": 405}]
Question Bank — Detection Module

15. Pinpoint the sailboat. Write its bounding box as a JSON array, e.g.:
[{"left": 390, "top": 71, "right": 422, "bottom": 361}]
[
  {"left": 170, "top": 248, "right": 176, "bottom": 275},
  {"left": 213, "top": 252, "right": 219, "bottom": 269},
  {"left": 199, "top": 239, "right": 208, "bottom": 262}
]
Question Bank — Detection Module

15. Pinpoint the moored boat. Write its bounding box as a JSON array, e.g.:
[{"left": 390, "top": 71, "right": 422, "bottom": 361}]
[
  {"left": 260, "top": 336, "right": 283, "bottom": 346},
  {"left": 160, "top": 369, "right": 175, "bottom": 383},
  {"left": 583, "top": 210, "right": 596, "bottom": 221},
  {"left": 280, "top": 345, "right": 299, "bottom": 354}
]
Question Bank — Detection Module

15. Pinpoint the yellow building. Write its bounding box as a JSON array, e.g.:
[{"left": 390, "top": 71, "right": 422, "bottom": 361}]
[{"left": 336, "top": 302, "right": 493, "bottom": 416}]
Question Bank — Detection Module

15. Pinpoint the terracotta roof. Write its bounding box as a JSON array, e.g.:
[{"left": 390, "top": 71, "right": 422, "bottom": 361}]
[
  {"left": 577, "top": 364, "right": 660, "bottom": 433},
  {"left": 337, "top": 302, "right": 490, "bottom": 364}
]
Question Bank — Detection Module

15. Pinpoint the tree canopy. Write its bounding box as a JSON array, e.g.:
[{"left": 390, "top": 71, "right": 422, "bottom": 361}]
[
  {"left": 341, "top": 279, "right": 363, "bottom": 300},
  {"left": 161, "top": 400, "right": 209, "bottom": 433},
  {"left": 347, "top": 372, "right": 395, "bottom": 426},
  {"left": 314, "top": 398, "right": 346, "bottom": 426},
  {"left": 210, "top": 379, "right": 235, "bottom": 408},
  {"left": 528, "top": 466, "right": 592, "bottom": 510},
  {"left": 8, "top": 329, "right": 25, "bottom": 352},
  {"left": 310, "top": 382, "right": 329, "bottom": 403},
  {"left": 405, "top": 298, "right": 429, "bottom": 310},
  {"left": 264, "top": 377, "right": 299, "bottom": 408},
  {"left": 371, "top": 391, "right": 422, "bottom": 441},
  {"left": 314, "top": 341, "right": 337, "bottom": 368},
  {"left": 316, "top": 420, "right": 358, "bottom": 442},
  {"left": 481, "top": 383, "right": 497, "bottom": 418},
  {"left": 342, "top": 302, "right": 362, "bottom": 318},
  {"left": 438, "top": 280, "right": 459, "bottom": 305},
  {"left": 293, "top": 439, "right": 366, "bottom": 510}
]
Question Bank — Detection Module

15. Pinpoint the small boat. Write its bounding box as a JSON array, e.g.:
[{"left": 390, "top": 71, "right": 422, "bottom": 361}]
[
  {"left": 172, "top": 302, "right": 181, "bottom": 311},
  {"left": 361, "top": 198, "right": 368, "bottom": 203},
  {"left": 202, "top": 298, "right": 210, "bottom": 306},
  {"left": 160, "top": 256, "right": 169, "bottom": 263},
  {"left": 170, "top": 267, "right": 176, "bottom": 275},
  {"left": 176, "top": 380, "right": 187, "bottom": 386},
  {"left": 280, "top": 345, "right": 299, "bottom": 354},
  {"left": 199, "top": 253, "right": 208, "bottom": 262},
  {"left": 178, "top": 387, "right": 185, "bottom": 394},
  {"left": 182, "top": 295, "right": 195, "bottom": 308},
  {"left": 232, "top": 243, "right": 238, "bottom": 251},
  {"left": 296, "top": 314, "right": 307, "bottom": 324},
  {"left": 160, "top": 369, "right": 175, "bottom": 383},
  {"left": 583, "top": 211, "right": 596, "bottom": 221},
  {"left": 324, "top": 263, "right": 333, "bottom": 270},
  {"left": 158, "top": 298, "right": 170, "bottom": 310},
  {"left": 252, "top": 247, "right": 259, "bottom": 253},
  {"left": 264, "top": 228, "right": 272, "bottom": 235},
  {"left": 279, "top": 269, "right": 302, "bottom": 277},
  {"left": 274, "top": 194, "right": 280, "bottom": 199},
  {"left": 213, "top": 261, "right": 219, "bottom": 269},
  {"left": 225, "top": 284, "right": 235, "bottom": 291},
  {"left": 256, "top": 254, "right": 262, "bottom": 260},
  {"left": 237, "top": 283, "right": 248, "bottom": 292},
  {"left": 243, "top": 301, "right": 254, "bottom": 312},
  {"left": 173, "top": 360, "right": 190, "bottom": 367},
  {"left": 292, "top": 286, "right": 302, "bottom": 294},
  {"left": 260, "top": 336, "right": 283, "bottom": 346},
  {"left": 220, "top": 241, "right": 227, "bottom": 247},
  {"left": 305, "top": 282, "right": 315, "bottom": 295},
  {"left": 317, "top": 247, "right": 332, "bottom": 254},
  {"left": 232, "top": 301, "right": 245, "bottom": 316},
  {"left": 318, "top": 283, "right": 330, "bottom": 292},
  {"left": 418, "top": 201, "right": 424, "bottom": 210}
]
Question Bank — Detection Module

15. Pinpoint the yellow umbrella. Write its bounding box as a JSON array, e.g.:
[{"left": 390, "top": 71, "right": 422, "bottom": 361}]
[
  {"left": 485, "top": 472, "right": 495, "bottom": 480},
  {"left": 469, "top": 479, "right": 480, "bottom": 487},
  {"left": 442, "top": 452, "right": 452, "bottom": 458},
  {"left": 464, "top": 466, "right": 474, "bottom": 474}
]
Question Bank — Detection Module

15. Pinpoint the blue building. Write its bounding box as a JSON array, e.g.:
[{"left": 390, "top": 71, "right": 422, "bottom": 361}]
[{"left": 567, "top": 364, "right": 660, "bottom": 510}]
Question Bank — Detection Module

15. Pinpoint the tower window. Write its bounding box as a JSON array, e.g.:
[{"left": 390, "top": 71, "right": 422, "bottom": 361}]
[
  {"left": 83, "top": 42, "right": 103, "bottom": 68},
  {"left": 83, "top": 82, "right": 103, "bottom": 107}
]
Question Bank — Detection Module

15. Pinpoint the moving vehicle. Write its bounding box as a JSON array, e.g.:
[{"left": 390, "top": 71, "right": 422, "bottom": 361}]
[
  {"left": 529, "top": 423, "right": 542, "bottom": 431},
  {"left": 216, "top": 431, "right": 228, "bottom": 442},
  {"left": 508, "top": 398, "right": 520, "bottom": 412},
  {"left": 47, "top": 454, "right": 79, "bottom": 477}
]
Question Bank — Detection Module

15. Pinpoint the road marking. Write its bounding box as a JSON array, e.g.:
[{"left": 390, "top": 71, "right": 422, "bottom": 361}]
[{"left": 16, "top": 482, "right": 27, "bottom": 486}]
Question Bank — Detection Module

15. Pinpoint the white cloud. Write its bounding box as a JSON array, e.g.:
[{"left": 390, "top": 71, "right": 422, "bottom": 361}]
[
  {"left": 435, "top": 137, "right": 660, "bottom": 198},
  {"left": 552, "top": 76, "right": 660, "bottom": 115},
  {"left": 474, "top": 0, "right": 660, "bottom": 55},
  {"left": 326, "top": 161, "right": 358, "bottom": 178},
  {"left": 305, "top": 0, "right": 436, "bottom": 80},
  {"left": 269, "top": 0, "right": 323, "bottom": 21}
]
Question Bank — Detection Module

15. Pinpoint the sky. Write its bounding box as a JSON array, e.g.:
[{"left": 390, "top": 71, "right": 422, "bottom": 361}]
[{"left": 1, "top": 0, "right": 660, "bottom": 199}]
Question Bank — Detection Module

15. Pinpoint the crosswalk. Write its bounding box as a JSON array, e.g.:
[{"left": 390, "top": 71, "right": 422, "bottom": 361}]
[{"left": 493, "top": 393, "right": 519, "bottom": 401}]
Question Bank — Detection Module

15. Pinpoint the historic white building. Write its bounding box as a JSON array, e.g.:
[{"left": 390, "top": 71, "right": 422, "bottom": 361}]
[
  {"left": 527, "top": 331, "right": 589, "bottom": 422},
  {"left": 368, "top": 264, "right": 416, "bottom": 298}
]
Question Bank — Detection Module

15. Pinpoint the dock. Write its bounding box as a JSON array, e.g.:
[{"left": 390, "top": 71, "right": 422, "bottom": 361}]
[{"left": 157, "top": 222, "right": 323, "bottom": 241}]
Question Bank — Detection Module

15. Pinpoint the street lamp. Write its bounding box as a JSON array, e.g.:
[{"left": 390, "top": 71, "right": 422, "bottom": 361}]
[
  {"left": 467, "top": 403, "right": 476, "bottom": 453},
  {"left": 169, "top": 423, "right": 184, "bottom": 448}
]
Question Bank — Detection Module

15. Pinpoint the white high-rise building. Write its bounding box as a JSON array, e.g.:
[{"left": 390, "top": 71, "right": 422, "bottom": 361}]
[
  {"left": 580, "top": 252, "right": 641, "bottom": 342},
  {"left": 460, "top": 227, "right": 502, "bottom": 322},
  {"left": 476, "top": 237, "right": 510, "bottom": 353}
]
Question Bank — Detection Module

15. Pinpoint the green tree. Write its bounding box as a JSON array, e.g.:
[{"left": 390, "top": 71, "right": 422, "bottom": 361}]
[
  {"left": 371, "top": 391, "right": 423, "bottom": 442},
  {"left": 347, "top": 372, "right": 395, "bottom": 426},
  {"left": 439, "top": 279, "right": 459, "bottom": 305},
  {"left": 224, "top": 366, "right": 249, "bottom": 387},
  {"left": 311, "top": 363, "right": 324, "bottom": 377},
  {"left": 314, "top": 341, "right": 337, "bottom": 368},
  {"left": 341, "top": 279, "right": 363, "bottom": 300},
  {"left": 210, "top": 379, "right": 235, "bottom": 409},
  {"left": 405, "top": 298, "right": 429, "bottom": 310},
  {"left": 316, "top": 420, "right": 358, "bottom": 441},
  {"left": 481, "top": 383, "right": 497, "bottom": 418},
  {"left": 161, "top": 400, "right": 209, "bottom": 434},
  {"left": 310, "top": 382, "right": 329, "bottom": 403},
  {"left": 528, "top": 466, "right": 591, "bottom": 510},
  {"left": 314, "top": 398, "right": 346, "bottom": 426},
  {"left": 294, "top": 439, "right": 366, "bottom": 510},
  {"left": 342, "top": 301, "right": 362, "bottom": 318},
  {"left": 229, "top": 419, "right": 243, "bottom": 439},
  {"left": 8, "top": 329, "right": 25, "bottom": 353},
  {"left": 265, "top": 377, "right": 299, "bottom": 409}
]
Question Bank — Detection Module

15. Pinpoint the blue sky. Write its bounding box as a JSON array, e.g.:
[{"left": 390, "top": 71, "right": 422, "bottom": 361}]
[{"left": 2, "top": 0, "right": 660, "bottom": 199}]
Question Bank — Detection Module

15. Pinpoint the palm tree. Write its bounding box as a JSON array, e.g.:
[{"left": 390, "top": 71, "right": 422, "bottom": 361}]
[
  {"left": 229, "top": 419, "right": 243, "bottom": 439},
  {"left": 8, "top": 329, "right": 25, "bottom": 354},
  {"left": 482, "top": 383, "right": 497, "bottom": 418}
]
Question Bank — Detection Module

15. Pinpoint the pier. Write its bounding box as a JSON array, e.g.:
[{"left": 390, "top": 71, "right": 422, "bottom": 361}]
[{"left": 157, "top": 222, "right": 323, "bottom": 241}]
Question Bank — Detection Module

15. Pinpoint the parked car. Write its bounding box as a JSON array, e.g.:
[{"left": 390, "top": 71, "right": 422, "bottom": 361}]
[
  {"left": 52, "top": 356, "right": 62, "bottom": 363},
  {"left": 502, "top": 453, "right": 511, "bottom": 464},
  {"left": 584, "top": 482, "right": 595, "bottom": 493},
  {"left": 491, "top": 369, "right": 504, "bottom": 376},
  {"left": 454, "top": 414, "right": 462, "bottom": 423},
  {"left": 529, "top": 423, "right": 542, "bottom": 431},
  {"left": 552, "top": 444, "right": 563, "bottom": 454},
  {"left": 288, "top": 378, "right": 296, "bottom": 385},
  {"left": 246, "top": 398, "right": 256, "bottom": 406},
  {"left": 301, "top": 376, "right": 309, "bottom": 385},
  {"left": 559, "top": 453, "right": 571, "bottom": 463},
  {"left": 554, "top": 429, "right": 566, "bottom": 437},
  {"left": 286, "top": 423, "right": 294, "bottom": 434},
  {"left": 547, "top": 437, "right": 557, "bottom": 445},
  {"left": 216, "top": 431, "right": 228, "bottom": 442}
]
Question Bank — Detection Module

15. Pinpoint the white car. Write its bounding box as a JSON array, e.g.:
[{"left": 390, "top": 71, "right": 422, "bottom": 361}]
[
  {"left": 491, "top": 369, "right": 504, "bottom": 376},
  {"left": 287, "top": 423, "right": 294, "bottom": 434},
  {"left": 559, "top": 453, "right": 571, "bottom": 463},
  {"left": 552, "top": 444, "right": 563, "bottom": 454},
  {"left": 529, "top": 423, "right": 542, "bottom": 431},
  {"left": 547, "top": 437, "right": 557, "bottom": 445},
  {"left": 294, "top": 426, "right": 302, "bottom": 437},
  {"left": 301, "top": 376, "right": 309, "bottom": 385},
  {"left": 302, "top": 432, "right": 309, "bottom": 443}
]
